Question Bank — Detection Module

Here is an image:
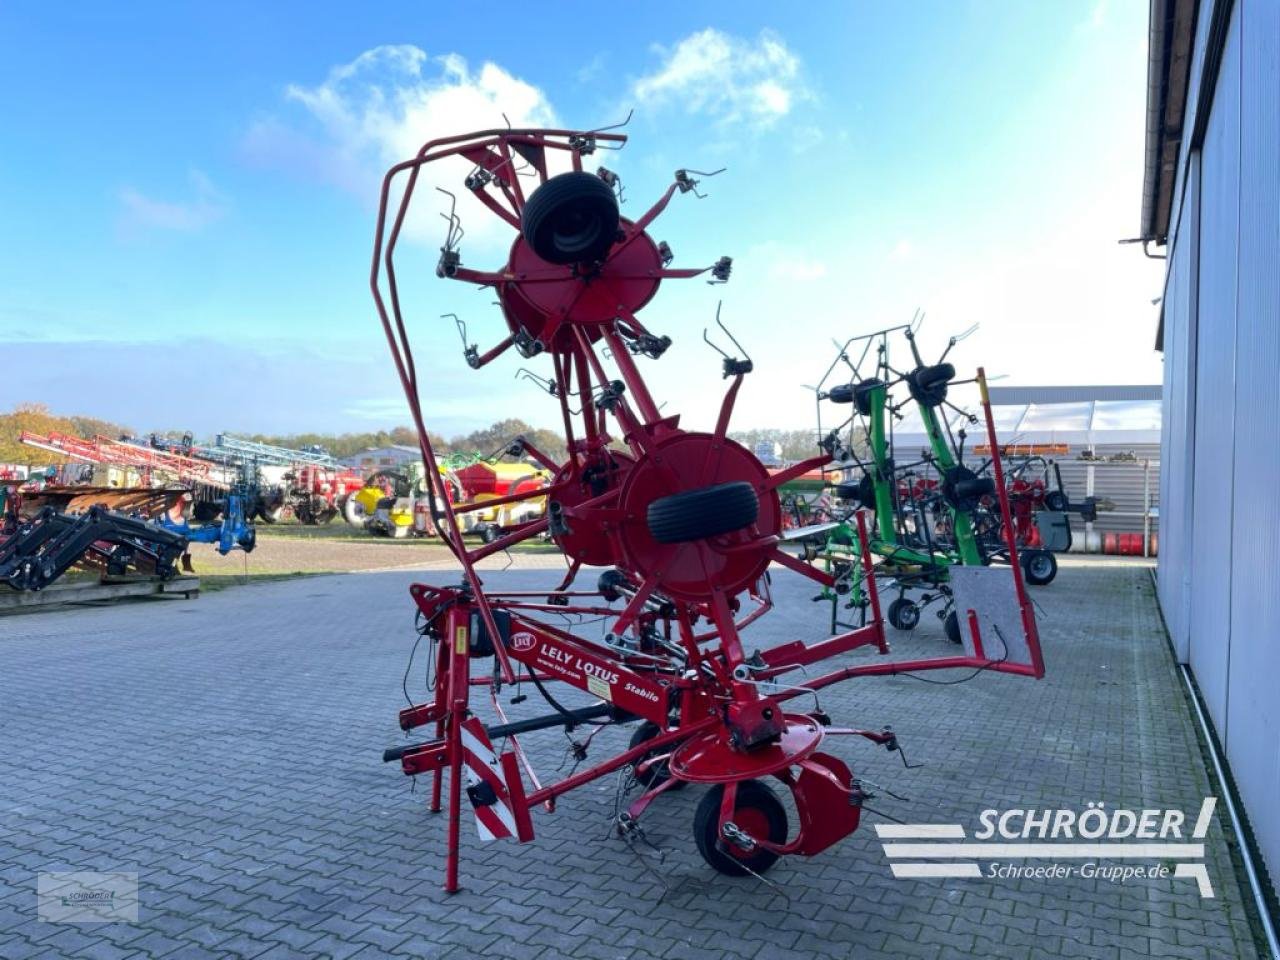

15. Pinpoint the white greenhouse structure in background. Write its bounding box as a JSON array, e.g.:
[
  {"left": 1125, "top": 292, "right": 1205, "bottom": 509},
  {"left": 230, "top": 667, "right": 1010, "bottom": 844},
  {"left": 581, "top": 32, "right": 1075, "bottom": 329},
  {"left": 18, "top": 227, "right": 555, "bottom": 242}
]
[{"left": 891, "top": 384, "right": 1161, "bottom": 542}]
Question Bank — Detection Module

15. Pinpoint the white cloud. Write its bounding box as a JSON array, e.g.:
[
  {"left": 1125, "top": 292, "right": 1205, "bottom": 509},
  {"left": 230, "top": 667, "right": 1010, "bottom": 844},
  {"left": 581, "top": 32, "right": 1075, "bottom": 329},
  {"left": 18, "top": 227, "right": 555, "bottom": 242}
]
[
  {"left": 890, "top": 239, "right": 913, "bottom": 261},
  {"left": 632, "top": 29, "right": 810, "bottom": 129},
  {"left": 744, "top": 241, "right": 828, "bottom": 282},
  {"left": 118, "top": 170, "right": 225, "bottom": 232},
  {"left": 251, "top": 45, "right": 558, "bottom": 248}
]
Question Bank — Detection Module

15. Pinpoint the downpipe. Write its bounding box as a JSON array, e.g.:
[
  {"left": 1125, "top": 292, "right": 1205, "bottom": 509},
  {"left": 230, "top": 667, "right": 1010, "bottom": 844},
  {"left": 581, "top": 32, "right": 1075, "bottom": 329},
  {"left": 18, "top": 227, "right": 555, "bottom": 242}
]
[{"left": 1179, "top": 663, "right": 1280, "bottom": 960}]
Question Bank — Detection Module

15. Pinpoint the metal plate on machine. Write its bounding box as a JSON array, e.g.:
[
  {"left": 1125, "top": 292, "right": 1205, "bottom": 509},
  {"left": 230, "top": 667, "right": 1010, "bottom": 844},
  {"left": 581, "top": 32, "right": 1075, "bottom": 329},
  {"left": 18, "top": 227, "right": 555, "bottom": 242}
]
[
  {"left": 1036, "top": 511, "right": 1072, "bottom": 552},
  {"left": 948, "top": 565, "right": 1035, "bottom": 668}
]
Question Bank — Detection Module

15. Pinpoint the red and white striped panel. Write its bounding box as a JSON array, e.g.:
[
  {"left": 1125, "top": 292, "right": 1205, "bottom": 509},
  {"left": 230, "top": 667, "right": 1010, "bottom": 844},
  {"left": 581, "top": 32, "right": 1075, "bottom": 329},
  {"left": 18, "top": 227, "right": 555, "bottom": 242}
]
[{"left": 459, "top": 717, "right": 532, "bottom": 842}]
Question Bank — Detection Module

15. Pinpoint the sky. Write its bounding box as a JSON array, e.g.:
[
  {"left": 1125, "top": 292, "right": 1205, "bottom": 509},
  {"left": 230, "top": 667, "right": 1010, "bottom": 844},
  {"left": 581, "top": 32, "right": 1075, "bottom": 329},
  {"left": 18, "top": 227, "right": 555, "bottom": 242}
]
[{"left": 0, "top": 1, "right": 1165, "bottom": 439}]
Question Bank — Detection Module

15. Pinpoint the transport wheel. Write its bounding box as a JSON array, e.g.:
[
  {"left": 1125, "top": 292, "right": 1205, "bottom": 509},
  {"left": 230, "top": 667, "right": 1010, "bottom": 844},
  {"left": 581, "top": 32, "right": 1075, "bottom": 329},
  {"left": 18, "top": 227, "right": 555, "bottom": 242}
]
[
  {"left": 646, "top": 481, "right": 759, "bottom": 545},
  {"left": 1021, "top": 549, "right": 1057, "bottom": 586},
  {"left": 520, "top": 172, "right": 620, "bottom": 264},
  {"left": 694, "top": 780, "right": 787, "bottom": 877},
  {"left": 1044, "top": 491, "right": 1068, "bottom": 512},
  {"left": 479, "top": 524, "right": 501, "bottom": 544},
  {"left": 344, "top": 496, "right": 367, "bottom": 526},
  {"left": 944, "top": 610, "right": 963, "bottom": 645},
  {"left": 627, "top": 721, "right": 685, "bottom": 791},
  {"left": 887, "top": 596, "right": 920, "bottom": 631}
]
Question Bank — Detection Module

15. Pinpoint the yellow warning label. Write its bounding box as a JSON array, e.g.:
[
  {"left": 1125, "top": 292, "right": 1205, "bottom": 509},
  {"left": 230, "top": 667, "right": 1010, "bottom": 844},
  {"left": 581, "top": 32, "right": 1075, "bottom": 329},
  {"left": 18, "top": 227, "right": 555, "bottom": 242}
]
[
  {"left": 586, "top": 675, "right": 613, "bottom": 701},
  {"left": 455, "top": 625, "right": 469, "bottom": 655}
]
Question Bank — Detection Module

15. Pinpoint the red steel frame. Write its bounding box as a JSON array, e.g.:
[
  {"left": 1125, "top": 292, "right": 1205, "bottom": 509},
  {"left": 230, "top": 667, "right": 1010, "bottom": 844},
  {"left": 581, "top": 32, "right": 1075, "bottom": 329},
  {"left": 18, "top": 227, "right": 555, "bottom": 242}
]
[{"left": 370, "top": 127, "right": 1044, "bottom": 892}]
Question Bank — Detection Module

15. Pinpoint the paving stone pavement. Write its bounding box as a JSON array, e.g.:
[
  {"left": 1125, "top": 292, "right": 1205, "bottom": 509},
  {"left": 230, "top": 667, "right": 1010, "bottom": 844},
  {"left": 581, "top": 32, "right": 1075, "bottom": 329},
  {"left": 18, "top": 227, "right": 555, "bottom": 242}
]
[{"left": 0, "top": 557, "right": 1264, "bottom": 959}]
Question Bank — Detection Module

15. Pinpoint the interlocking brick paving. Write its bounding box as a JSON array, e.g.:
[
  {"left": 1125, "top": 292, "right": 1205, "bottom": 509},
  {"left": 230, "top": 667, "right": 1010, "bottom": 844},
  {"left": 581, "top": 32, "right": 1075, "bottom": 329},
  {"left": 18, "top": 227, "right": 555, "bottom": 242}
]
[{"left": 0, "top": 557, "right": 1262, "bottom": 958}]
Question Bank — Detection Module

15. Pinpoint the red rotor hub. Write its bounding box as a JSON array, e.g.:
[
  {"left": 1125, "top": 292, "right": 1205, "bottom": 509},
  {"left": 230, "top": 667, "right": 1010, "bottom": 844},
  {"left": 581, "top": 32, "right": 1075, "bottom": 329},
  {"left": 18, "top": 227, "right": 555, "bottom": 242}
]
[
  {"left": 616, "top": 432, "right": 779, "bottom": 603},
  {"left": 498, "top": 219, "right": 664, "bottom": 350},
  {"left": 549, "top": 450, "right": 634, "bottom": 567}
]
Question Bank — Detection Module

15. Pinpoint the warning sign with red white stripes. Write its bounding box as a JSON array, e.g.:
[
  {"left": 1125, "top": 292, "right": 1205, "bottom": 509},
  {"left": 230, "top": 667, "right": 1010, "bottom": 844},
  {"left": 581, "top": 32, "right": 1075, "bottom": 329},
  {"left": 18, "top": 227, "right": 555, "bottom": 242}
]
[{"left": 459, "top": 717, "right": 533, "bottom": 843}]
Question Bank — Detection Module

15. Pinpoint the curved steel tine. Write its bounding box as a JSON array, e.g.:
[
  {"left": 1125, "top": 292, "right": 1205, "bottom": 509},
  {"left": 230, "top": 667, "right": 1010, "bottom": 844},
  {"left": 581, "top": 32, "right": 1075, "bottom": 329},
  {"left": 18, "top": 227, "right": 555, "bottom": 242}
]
[
  {"left": 446, "top": 313, "right": 466, "bottom": 346},
  {"left": 435, "top": 187, "right": 463, "bottom": 249},
  {"left": 515, "top": 368, "right": 559, "bottom": 397},
  {"left": 713, "top": 302, "right": 751, "bottom": 364},
  {"left": 589, "top": 108, "right": 634, "bottom": 138}
]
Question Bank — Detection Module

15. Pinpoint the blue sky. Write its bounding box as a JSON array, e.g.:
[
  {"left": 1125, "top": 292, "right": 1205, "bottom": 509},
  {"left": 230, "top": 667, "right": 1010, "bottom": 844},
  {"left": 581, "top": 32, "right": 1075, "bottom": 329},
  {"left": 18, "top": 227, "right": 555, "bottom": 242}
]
[{"left": 0, "top": 1, "right": 1163, "bottom": 437}]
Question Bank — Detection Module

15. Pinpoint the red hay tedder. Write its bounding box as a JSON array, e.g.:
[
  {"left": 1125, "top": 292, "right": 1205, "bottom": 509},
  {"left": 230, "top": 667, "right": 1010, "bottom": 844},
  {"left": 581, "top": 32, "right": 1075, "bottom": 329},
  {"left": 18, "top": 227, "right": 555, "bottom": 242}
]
[{"left": 370, "top": 125, "right": 1045, "bottom": 892}]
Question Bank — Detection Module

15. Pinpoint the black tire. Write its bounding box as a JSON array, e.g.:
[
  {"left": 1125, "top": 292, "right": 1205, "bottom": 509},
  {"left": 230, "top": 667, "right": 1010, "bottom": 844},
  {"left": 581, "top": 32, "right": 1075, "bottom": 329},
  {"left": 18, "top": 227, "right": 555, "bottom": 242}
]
[
  {"left": 941, "top": 466, "right": 995, "bottom": 513},
  {"left": 944, "top": 610, "right": 963, "bottom": 645},
  {"left": 853, "top": 378, "right": 886, "bottom": 416},
  {"left": 907, "top": 363, "right": 955, "bottom": 407},
  {"left": 826, "top": 383, "right": 855, "bottom": 404},
  {"left": 479, "top": 524, "right": 501, "bottom": 545},
  {"left": 521, "top": 172, "right": 620, "bottom": 265},
  {"left": 646, "top": 481, "right": 759, "bottom": 545},
  {"left": 1021, "top": 549, "right": 1057, "bottom": 586},
  {"left": 834, "top": 482, "right": 860, "bottom": 501},
  {"left": 833, "top": 473, "right": 875, "bottom": 510},
  {"left": 1044, "top": 491, "right": 1068, "bottom": 512},
  {"left": 627, "top": 721, "right": 685, "bottom": 791},
  {"left": 887, "top": 597, "right": 920, "bottom": 631},
  {"left": 694, "top": 779, "right": 787, "bottom": 876},
  {"left": 193, "top": 501, "right": 222, "bottom": 524}
]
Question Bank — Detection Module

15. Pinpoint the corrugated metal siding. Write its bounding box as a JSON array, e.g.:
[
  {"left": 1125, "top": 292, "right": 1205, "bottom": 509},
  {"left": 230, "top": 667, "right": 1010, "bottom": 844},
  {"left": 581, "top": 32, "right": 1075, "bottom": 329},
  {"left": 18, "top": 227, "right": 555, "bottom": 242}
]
[
  {"left": 1055, "top": 452, "right": 1160, "bottom": 537},
  {"left": 1187, "top": 1, "right": 1240, "bottom": 740},
  {"left": 1159, "top": 152, "right": 1200, "bottom": 663},
  {"left": 1226, "top": 0, "right": 1280, "bottom": 893}
]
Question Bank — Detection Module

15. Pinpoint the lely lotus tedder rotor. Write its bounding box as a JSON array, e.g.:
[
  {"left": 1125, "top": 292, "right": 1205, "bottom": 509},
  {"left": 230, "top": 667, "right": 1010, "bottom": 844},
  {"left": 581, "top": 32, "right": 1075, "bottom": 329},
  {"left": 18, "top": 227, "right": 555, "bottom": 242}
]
[{"left": 370, "top": 125, "right": 1045, "bottom": 893}]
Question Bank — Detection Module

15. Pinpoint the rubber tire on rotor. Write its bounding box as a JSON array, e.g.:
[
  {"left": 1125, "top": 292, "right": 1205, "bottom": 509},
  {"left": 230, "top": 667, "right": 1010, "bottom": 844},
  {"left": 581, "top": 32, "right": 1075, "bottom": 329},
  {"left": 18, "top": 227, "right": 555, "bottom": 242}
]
[
  {"left": 887, "top": 596, "right": 920, "bottom": 631},
  {"left": 944, "top": 610, "right": 963, "bottom": 645},
  {"left": 520, "top": 171, "right": 620, "bottom": 265},
  {"left": 826, "top": 383, "right": 856, "bottom": 404},
  {"left": 1044, "top": 491, "right": 1068, "bottom": 512},
  {"left": 1021, "top": 549, "right": 1058, "bottom": 586},
  {"left": 853, "top": 378, "right": 887, "bottom": 417},
  {"left": 646, "top": 481, "right": 759, "bottom": 545},
  {"left": 693, "top": 779, "right": 787, "bottom": 877},
  {"left": 627, "top": 721, "right": 685, "bottom": 791}
]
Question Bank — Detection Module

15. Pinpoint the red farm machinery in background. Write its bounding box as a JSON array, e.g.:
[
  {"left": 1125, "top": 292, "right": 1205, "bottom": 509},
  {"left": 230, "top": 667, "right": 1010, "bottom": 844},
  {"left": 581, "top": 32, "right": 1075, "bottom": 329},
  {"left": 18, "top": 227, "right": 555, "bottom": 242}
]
[{"left": 370, "top": 125, "right": 1045, "bottom": 892}]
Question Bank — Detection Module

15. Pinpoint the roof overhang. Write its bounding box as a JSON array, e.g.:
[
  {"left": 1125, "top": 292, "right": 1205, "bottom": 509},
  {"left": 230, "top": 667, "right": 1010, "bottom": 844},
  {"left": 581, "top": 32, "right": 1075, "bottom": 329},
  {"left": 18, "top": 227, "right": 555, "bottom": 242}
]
[{"left": 1140, "top": 0, "right": 1198, "bottom": 244}]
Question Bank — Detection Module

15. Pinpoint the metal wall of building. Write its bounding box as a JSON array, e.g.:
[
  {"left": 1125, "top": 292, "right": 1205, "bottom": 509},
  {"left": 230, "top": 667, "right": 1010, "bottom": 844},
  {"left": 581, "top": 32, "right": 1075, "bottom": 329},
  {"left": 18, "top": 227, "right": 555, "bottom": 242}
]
[
  {"left": 1187, "top": 0, "right": 1241, "bottom": 732},
  {"left": 1225, "top": 0, "right": 1280, "bottom": 892},
  {"left": 1056, "top": 447, "right": 1160, "bottom": 539},
  {"left": 1159, "top": 159, "right": 1199, "bottom": 660},
  {"left": 1158, "top": 0, "right": 1280, "bottom": 885}
]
